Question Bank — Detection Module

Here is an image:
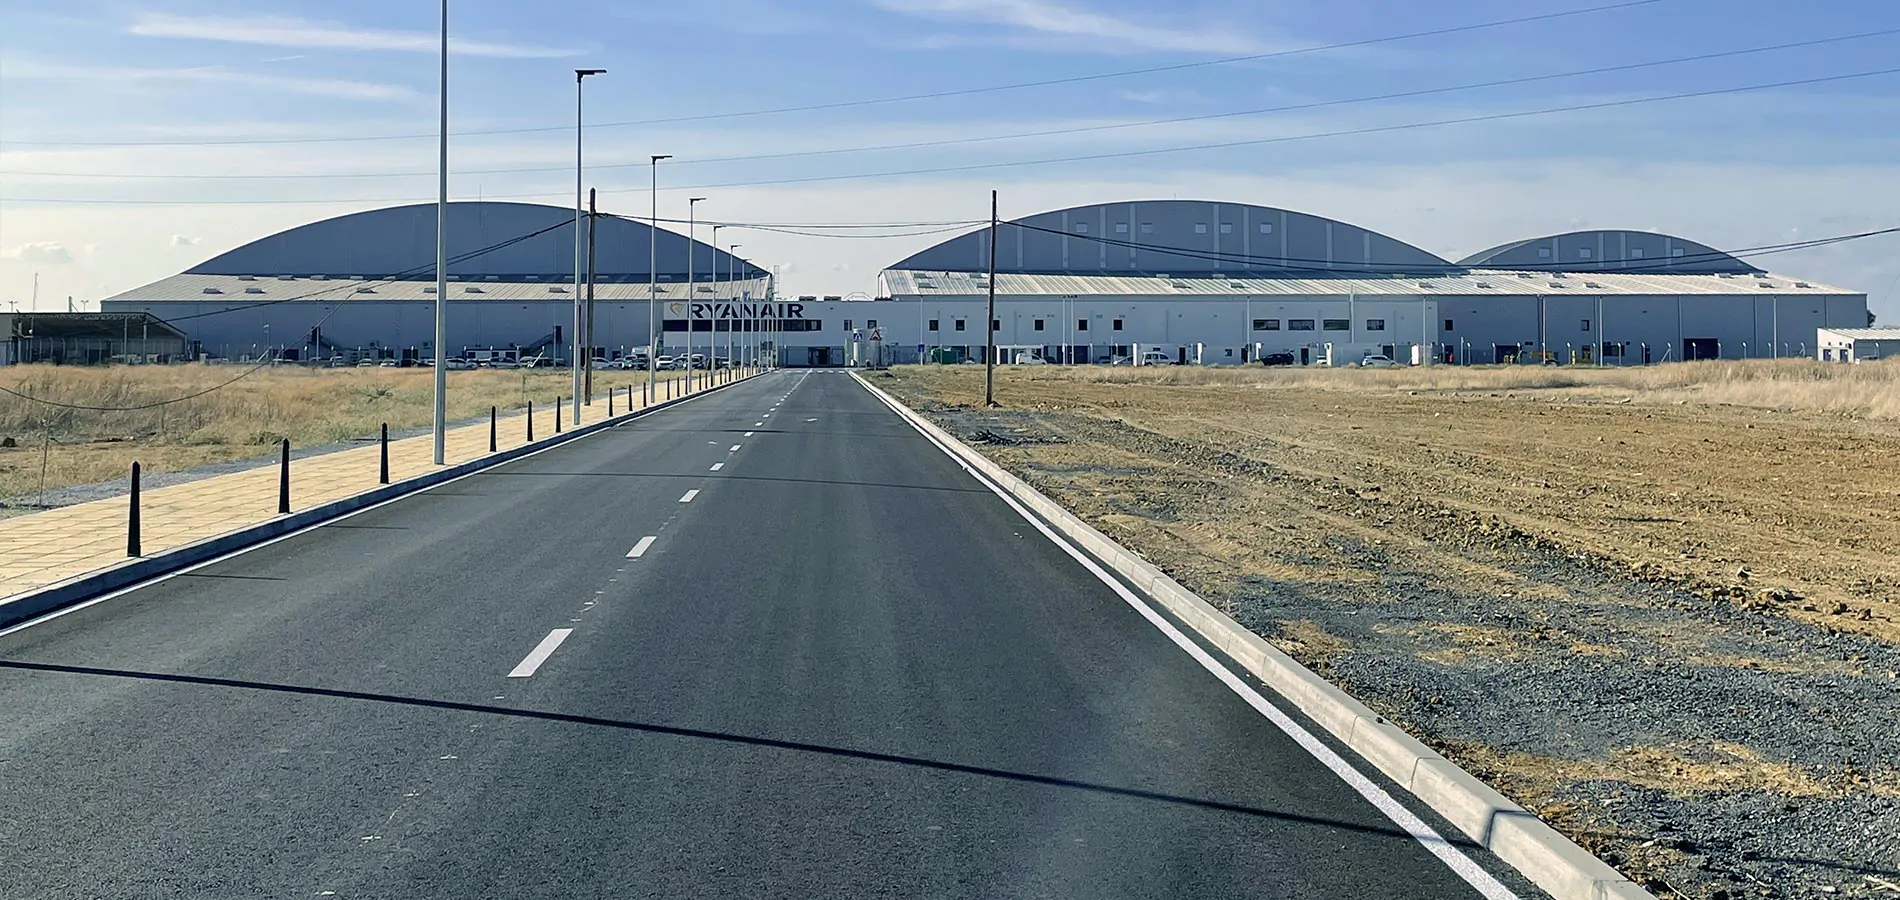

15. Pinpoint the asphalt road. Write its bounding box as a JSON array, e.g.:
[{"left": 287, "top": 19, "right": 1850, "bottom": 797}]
[{"left": 0, "top": 370, "right": 1541, "bottom": 899}]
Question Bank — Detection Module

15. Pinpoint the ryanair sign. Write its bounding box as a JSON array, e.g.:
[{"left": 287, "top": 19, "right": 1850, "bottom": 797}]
[{"left": 665, "top": 301, "right": 806, "bottom": 320}]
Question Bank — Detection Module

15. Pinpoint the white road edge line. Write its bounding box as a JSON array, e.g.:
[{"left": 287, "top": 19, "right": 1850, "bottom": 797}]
[
  {"left": 506, "top": 628, "right": 574, "bottom": 678},
  {"left": 0, "top": 379, "right": 746, "bottom": 641},
  {"left": 854, "top": 376, "right": 1519, "bottom": 900},
  {"left": 710, "top": 462, "right": 724, "bottom": 472},
  {"left": 627, "top": 536, "right": 657, "bottom": 558},
  {"left": 679, "top": 489, "right": 699, "bottom": 503}
]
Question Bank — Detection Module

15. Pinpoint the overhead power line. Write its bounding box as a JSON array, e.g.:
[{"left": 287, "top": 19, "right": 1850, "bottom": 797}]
[
  {"left": 0, "top": 0, "right": 1666, "bottom": 150},
  {"left": 13, "top": 25, "right": 1890, "bottom": 183},
  {"left": 11, "top": 64, "right": 1897, "bottom": 208}
]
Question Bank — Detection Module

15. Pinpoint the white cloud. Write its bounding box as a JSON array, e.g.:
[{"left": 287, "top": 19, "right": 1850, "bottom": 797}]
[
  {"left": 171, "top": 235, "right": 200, "bottom": 247},
  {"left": 5, "top": 242, "right": 74, "bottom": 265},
  {"left": 872, "top": 0, "right": 1271, "bottom": 54},
  {"left": 5, "top": 58, "right": 418, "bottom": 102},
  {"left": 130, "top": 13, "right": 581, "bottom": 58}
]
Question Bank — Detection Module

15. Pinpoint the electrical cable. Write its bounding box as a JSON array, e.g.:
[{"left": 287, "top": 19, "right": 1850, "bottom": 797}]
[
  {"left": 14, "top": 25, "right": 1891, "bottom": 183},
  {"left": 11, "top": 64, "right": 1899, "bottom": 207},
  {"left": 0, "top": 0, "right": 1667, "bottom": 150}
]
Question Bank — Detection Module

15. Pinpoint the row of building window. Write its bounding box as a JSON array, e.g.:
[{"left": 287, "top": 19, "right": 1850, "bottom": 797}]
[
  {"left": 926, "top": 318, "right": 1126, "bottom": 332},
  {"left": 1075, "top": 222, "right": 1274, "bottom": 235},
  {"left": 1440, "top": 318, "right": 1592, "bottom": 332},
  {"left": 1251, "top": 318, "right": 1386, "bottom": 332},
  {"left": 662, "top": 320, "right": 825, "bottom": 332}
]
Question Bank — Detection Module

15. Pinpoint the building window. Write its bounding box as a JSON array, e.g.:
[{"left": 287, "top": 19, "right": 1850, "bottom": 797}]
[
  {"left": 1225, "top": 348, "right": 1233, "bottom": 357},
  {"left": 1075, "top": 222, "right": 1089, "bottom": 233},
  {"left": 1323, "top": 319, "right": 1350, "bottom": 331},
  {"left": 1581, "top": 318, "right": 1592, "bottom": 332},
  {"left": 1113, "top": 318, "right": 1125, "bottom": 331},
  {"left": 1115, "top": 223, "right": 1129, "bottom": 234},
  {"left": 1194, "top": 223, "right": 1208, "bottom": 234},
  {"left": 1289, "top": 319, "right": 1316, "bottom": 331},
  {"left": 1259, "top": 223, "right": 1273, "bottom": 234},
  {"left": 1603, "top": 342, "right": 1626, "bottom": 358},
  {"left": 843, "top": 319, "right": 853, "bottom": 331},
  {"left": 954, "top": 319, "right": 966, "bottom": 332},
  {"left": 927, "top": 319, "right": 939, "bottom": 331},
  {"left": 1220, "top": 223, "right": 1234, "bottom": 234},
  {"left": 1538, "top": 247, "right": 1552, "bottom": 259},
  {"left": 1140, "top": 223, "right": 1154, "bottom": 234},
  {"left": 867, "top": 319, "right": 877, "bottom": 328},
  {"left": 1033, "top": 319, "right": 1045, "bottom": 331},
  {"left": 1076, "top": 319, "right": 1089, "bottom": 331},
  {"left": 1579, "top": 247, "right": 1593, "bottom": 259},
  {"left": 1365, "top": 319, "right": 1386, "bottom": 331},
  {"left": 992, "top": 319, "right": 1000, "bottom": 331},
  {"left": 1444, "top": 318, "right": 1455, "bottom": 331},
  {"left": 1253, "top": 319, "right": 1280, "bottom": 331},
  {"left": 1629, "top": 248, "right": 1645, "bottom": 259}
]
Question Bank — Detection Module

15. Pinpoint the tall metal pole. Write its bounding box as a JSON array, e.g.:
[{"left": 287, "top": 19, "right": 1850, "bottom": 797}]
[
  {"left": 431, "top": 0, "right": 449, "bottom": 465},
  {"left": 729, "top": 244, "right": 742, "bottom": 373},
  {"left": 687, "top": 197, "right": 705, "bottom": 392},
  {"left": 711, "top": 224, "right": 724, "bottom": 379},
  {"left": 647, "top": 155, "right": 669, "bottom": 401},
  {"left": 572, "top": 68, "right": 604, "bottom": 425},
  {"left": 985, "top": 190, "right": 999, "bottom": 405},
  {"left": 585, "top": 187, "right": 599, "bottom": 403}
]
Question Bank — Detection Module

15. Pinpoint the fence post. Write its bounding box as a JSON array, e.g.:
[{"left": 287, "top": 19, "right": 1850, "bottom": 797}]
[
  {"left": 379, "top": 423, "right": 390, "bottom": 484},
  {"left": 278, "top": 439, "right": 291, "bottom": 514},
  {"left": 128, "top": 462, "right": 142, "bottom": 558},
  {"left": 528, "top": 401, "right": 534, "bottom": 441},
  {"left": 490, "top": 406, "right": 497, "bottom": 452}
]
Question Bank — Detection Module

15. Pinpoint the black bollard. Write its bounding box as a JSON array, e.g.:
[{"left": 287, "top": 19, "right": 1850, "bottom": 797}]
[
  {"left": 555, "top": 398, "right": 563, "bottom": 433},
  {"left": 278, "top": 439, "right": 291, "bottom": 514},
  {"left": 490, "top": 406, "right": 498, "bottom": 453},
  {"left": 528, "top": 401, "right": 534, "bottom": 441},
  {"left": 379, "top": 423, "right": 390, "bottom": 484},
  {"left": 128, "top": 462, "right": 142, "bottom": 558}
]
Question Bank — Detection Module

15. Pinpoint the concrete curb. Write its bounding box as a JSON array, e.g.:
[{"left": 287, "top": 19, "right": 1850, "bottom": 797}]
[
  {"left": 0, "top": 371, "right": 769, "bottom": 632},
  {"left": 852, "top": 372, "right": 1653, "bottom": 900}
]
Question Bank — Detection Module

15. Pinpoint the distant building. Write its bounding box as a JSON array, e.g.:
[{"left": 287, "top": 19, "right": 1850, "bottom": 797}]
[
  {"left": 2, "top": 312, "right": 191, "bottom": 366},
  {"left": 103, "top": 202, "right": 769, "bottom": 363},
  {"left": 1817, "top": 328, "right": 1900, "bottom": 363}
]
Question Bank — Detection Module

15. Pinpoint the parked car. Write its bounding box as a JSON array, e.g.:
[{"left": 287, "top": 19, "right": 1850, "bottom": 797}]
[
  {"left": 1357, "top": 356, "right": 1398, "bottom": 368},
  {"left": 1108, "top": 355, "right": 1132, "bottom": 366},
  {"left": 1137, "top": 350, "right": 1175, "bottom": 366},
  {"left": 355, "top": 359, "right": 375, "bottom": 367},
  {"left": 1258, "top": 351, "right": 1297, "bottom": 367},
  {"left": 379, "top": 360, "right": 399, "bottom": 368}
]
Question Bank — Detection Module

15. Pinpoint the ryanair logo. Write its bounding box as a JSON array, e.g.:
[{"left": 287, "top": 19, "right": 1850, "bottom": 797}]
[{"left": 667, "top": 302, "right": 686, "bottom": 317}]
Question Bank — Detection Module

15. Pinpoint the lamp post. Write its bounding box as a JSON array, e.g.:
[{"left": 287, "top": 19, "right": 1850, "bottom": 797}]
[
  {"left": 711, "top": 224, "right": 724, "bottom": 379},
  {"left": 431, "top": 0, "right": 449, "bottom": 464},
  {"left": 686, "top": 197, "right": 706, "bottom": 391},
  {"left": 647, "top": 155, "right": 670, "bottom": 401},
  {"left": 728, "top": 244, "right": 742, "bottom": 373},
  {"left": 572, "top": 67, "right": 606, "bottom": 425}
]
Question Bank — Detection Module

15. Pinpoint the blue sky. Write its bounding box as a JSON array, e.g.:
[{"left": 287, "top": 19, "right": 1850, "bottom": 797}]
[{"left": 4, "top": 0, "right": 1900, "bottom": 315}]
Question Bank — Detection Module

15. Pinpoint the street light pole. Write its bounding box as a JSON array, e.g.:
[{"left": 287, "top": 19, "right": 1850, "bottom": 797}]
[
  {"left": 729, "top": 244, "right": 742, "bottom": 373},
  {"left": 711, "top": 224, "right": 724, "bottom": 381},
  {"left": 647, "top": 155, "right": 670, "bottom": 402},
  {"left": 686, "top": 197, "right": 706, "bottom": 392},
  {"left": 985, "top": 189, "right": 998, "bottom": 406},
  {"left": 572, "top": 67, "right": 605, "bottom": 425},
  {"left": 431, "top": 0, "right": 450, "bottom": 465}
]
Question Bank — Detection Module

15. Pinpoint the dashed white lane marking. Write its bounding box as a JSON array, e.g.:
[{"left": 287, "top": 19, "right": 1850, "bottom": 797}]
[
  {"left": 745, "top": 431, "right": 755, "bottom": 437},
  {"left": 753, "top": 422, "right": 763, "bottom": 427},
  {"left": 506, "top": 629, "right": 574, "bottom": 678},
  {"left": 729, "top": 444, "right": 742, "bottom": 451},
  {"left": 762, "top": 413, "right": 771, "bottom": 418},
  {"left": 627, "top": 536, "right": 657, "bottom": 558},
  {"left": 679, "top": 489, "right": 700, "bottom": 503},
  {"left": 710, "top": 462, "right": 725, "bottom": 471}
]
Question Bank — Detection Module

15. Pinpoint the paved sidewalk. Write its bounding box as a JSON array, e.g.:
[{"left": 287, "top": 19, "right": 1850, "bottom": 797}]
[{"left": 0, "top": 370, "right": 741, "bottom": 602}]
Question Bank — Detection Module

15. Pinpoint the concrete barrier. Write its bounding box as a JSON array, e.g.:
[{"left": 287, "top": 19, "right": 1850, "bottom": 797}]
[
  {"left": 0, "top": 372, "right": 769, "bottom": 632},
  {"left": 852, "top": 371, "right": 1653, "bottom": 900}
]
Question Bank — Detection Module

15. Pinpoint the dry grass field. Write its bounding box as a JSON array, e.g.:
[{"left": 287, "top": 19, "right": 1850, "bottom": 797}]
[
  {"left": 878, "top": 360, "right": 1900, "bottom": 898},
  {"left": 0, "top": 363, "right": 684, "bottom": 503}
]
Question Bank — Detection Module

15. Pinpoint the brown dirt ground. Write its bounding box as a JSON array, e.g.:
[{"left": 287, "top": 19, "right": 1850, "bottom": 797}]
[{"left": 878, "top": 364, "right": 1900, "bottom": 899}]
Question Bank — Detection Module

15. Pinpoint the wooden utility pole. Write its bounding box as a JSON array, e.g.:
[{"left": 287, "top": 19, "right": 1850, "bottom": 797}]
[
  {"left": 584, "top": 188, "right": 599, "bottom": 402},
  {"left": 985, "top": 190, "right": 998, "bottom": 407}
]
